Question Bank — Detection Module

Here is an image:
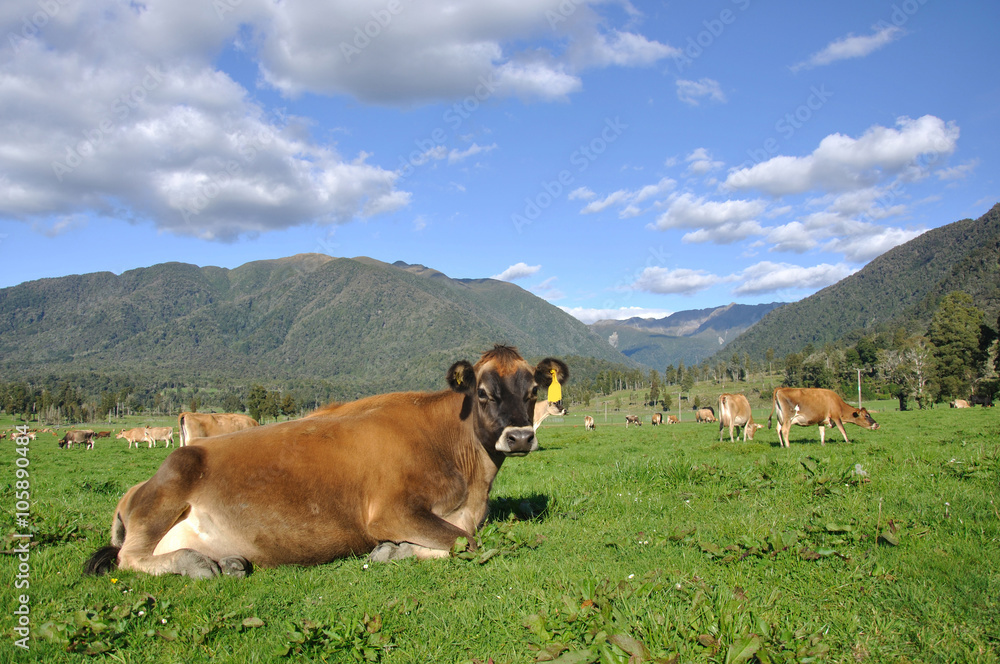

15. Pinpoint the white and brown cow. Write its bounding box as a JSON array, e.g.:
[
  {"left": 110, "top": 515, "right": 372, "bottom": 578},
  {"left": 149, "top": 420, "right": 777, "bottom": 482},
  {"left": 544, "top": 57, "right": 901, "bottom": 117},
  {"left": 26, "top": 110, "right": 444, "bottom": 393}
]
[
  {"left": 625, "top": 415, "right": 641, "bottom": 428},
  {"left": 949, "top": 399, "right": 971, "bottom": 408},
  {"left": 718, "top": 393, "right": 762, "bottom": 442},
  {"left": 584, "top": 415, "right": 595, "bottom": 430},
  {"left": 84, "top": 346, "right": 568, "bottom": 579},
  {"left": 767, "top": 387, "right": 879, "bottom": 448},
  {"left": 178, "top": 412, "right": 259, "bottom": 446},
  {"left": 651, "top": 413, "right": 662, "bottom": 426},
  {"left": 665, "top": 415, "right": 679, "bottom": 424},
  {"left": 59, "top": 429, "right": 96, "bottom": 449}
]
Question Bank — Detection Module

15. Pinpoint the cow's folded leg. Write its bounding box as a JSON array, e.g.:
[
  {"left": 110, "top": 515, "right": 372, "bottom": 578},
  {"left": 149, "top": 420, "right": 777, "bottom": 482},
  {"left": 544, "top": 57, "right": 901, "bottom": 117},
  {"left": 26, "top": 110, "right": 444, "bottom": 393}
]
[{"left": 118, "top": 548, "right": 221, "bottom": 579}]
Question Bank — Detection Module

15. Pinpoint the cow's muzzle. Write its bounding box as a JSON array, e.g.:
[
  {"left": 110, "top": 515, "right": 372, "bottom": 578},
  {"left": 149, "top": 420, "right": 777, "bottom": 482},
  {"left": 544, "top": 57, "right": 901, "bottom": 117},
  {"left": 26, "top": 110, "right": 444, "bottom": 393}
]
[{"left": 496, "top": 426, "right": 538, "bottom": 456}]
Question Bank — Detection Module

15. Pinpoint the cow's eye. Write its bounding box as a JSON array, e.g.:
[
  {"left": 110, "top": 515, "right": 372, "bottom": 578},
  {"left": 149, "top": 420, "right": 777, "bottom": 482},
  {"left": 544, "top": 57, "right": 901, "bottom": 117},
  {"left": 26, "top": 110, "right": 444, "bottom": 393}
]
[
  {"left": 526, "top": 386, "right": 538, "bottom": 401},
  {"left": 478, "top": 387, "right": 490, "bottom": 403}
]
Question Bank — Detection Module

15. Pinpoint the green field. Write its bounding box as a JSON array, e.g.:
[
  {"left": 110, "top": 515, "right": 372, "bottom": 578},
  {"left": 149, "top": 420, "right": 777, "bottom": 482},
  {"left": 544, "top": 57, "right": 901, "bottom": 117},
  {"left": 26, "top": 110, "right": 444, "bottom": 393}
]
[{"left": 2, "top": 403, "right": 998, "bottom": 663}]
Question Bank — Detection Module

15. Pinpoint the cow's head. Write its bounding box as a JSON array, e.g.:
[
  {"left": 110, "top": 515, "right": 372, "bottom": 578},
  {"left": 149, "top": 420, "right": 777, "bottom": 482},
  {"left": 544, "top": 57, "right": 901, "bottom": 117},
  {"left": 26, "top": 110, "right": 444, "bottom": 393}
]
[
  {"left": 854, "top": 408, "right": 879, "bottom": 430},
  {"left": 447, "top": 345, "right": 568, "bottom": 457}
]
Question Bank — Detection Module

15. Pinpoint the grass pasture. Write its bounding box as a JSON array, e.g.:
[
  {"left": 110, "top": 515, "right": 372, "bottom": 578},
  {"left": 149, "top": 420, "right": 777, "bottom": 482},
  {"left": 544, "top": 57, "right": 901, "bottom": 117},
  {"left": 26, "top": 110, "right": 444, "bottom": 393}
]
[{"left": 2, "top": 405, "right": 999, "bottom": 663}]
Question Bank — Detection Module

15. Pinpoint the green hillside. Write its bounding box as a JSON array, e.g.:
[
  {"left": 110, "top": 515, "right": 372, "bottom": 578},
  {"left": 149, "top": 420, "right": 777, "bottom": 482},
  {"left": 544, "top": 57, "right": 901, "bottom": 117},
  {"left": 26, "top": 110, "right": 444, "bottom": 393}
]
[
  {"left": 0, "top": 254, "right": 630, "bottom": 396},
  {"left": 719, "top": 203, "right": 1000, "bottom": 361}
]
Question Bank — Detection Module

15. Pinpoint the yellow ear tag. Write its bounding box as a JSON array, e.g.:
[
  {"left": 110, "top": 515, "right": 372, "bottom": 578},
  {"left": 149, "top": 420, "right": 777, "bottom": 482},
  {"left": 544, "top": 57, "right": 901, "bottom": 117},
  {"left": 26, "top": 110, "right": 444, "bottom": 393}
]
[
  {"left": 547, "top": 368, "right": 562, "bottom": 403},
  {"left": 455, "top": 371, "right": 463, "bottom": 386}
]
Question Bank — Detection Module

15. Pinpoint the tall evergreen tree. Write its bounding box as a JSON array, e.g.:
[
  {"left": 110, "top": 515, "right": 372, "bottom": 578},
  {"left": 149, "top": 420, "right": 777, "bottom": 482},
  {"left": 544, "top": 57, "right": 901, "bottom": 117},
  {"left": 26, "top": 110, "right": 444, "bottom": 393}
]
[{"left": 928, "top": 292, "right": 984, "bottom": 399}]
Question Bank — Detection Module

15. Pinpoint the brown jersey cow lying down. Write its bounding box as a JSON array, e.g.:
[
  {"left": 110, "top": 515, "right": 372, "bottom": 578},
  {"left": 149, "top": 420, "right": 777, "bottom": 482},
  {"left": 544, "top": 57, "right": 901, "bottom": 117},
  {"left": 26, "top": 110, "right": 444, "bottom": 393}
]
[{"left": 84, "top": 346, "right": 568, "bottom": 579}]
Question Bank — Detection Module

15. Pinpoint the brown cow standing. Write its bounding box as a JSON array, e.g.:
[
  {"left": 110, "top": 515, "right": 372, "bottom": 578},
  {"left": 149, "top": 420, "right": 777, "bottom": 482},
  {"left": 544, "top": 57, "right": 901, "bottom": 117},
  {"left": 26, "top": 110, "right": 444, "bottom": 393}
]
[
  {"left": 84, "top": 345, "right": 567, "bottom": 579},
  {"left": 718, "top": 393, "right": 762, "bottom": 442},
  {"left": 767, "top": 387, "right": 879, "bottom": 448},
  {"left": 584, "top": 415, "right": 595, "bottom": 430},
  {"left": 695, "top": 408, "right": 716, "bottom": 423},
  {"left": 117, "top": 427, "right": 148, "bottom": 449},
  {"left": 59, "top": 430, "right": 96, "bottom": 449},
  {"left": 665, "top": 415, "right": 679, "bottom": 424},
  {"left": 651, "top": 413, "right": 662, "bottom": 426},
  {"left": 949, "top": 399, "right": 971, "bottom": 408},
  {"left": 625, "top": 415, "right": 641, "bottom": 428},
  {"left": 178, "top": 412, "right": 260, "bottom": 446}
]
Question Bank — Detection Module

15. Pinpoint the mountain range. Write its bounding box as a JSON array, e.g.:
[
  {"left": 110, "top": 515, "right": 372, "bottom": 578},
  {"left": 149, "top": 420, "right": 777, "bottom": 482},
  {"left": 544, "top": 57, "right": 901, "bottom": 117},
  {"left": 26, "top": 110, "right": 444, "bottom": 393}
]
[{"left": 1, "top": 203, "right": 997, "bottom": 394}]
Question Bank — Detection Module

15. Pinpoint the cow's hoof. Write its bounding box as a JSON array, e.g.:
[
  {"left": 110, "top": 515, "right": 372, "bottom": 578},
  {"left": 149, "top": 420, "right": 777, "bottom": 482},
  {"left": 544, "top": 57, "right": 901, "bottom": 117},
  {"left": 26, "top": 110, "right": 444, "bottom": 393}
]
[
  {"left": 369, "top": 542, "right": 416, "bottom": 562},
  {"left": 176, "top": 550, "right": 221, "bottom": 579},
  {"left": 220, "top": 556, "right": 252, "bottom": 578}
]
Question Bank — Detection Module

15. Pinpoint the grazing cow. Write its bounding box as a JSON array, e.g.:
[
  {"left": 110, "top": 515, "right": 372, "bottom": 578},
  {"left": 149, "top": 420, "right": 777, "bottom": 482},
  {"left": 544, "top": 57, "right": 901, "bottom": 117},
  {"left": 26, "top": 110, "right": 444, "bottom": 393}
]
[
  {"left": 83, "top": 345, "right": 568, "bottom": 579},
  {"left": 584, "top": 415, "right": 595, "bottom": 430},
  {"left": 143, "top": 426, "right": 175, "bottom": 448},
  {"left": 950, "top": 399, "right": 970, "bottom": 408},
  {"left": 94, "top": 431, "right": 112, "bottom": 439},
  {"left": 969, "top": 395, "right": 993, "bottom": 407},
  {"left": 59, "top": 430, "right": 96, "bottom": 449},
  {"left": 625, "top": 415, "right": 641, "bottom": 428},
  {"left": 767, "top": 387, "right": 879, "bottom": 448},
  {"left": 666, "top": 415, "right": 679, "bottom": 424},
  {"left": 533, "top": 401, "right": 567, "bottom": 432},
  {"left": 718, "top": 393, "right": 762, "bottom": 442},
  {"left": 695, "top": 409, "right": 716, "bottom": 423},
  {"left": 651, "top": 413, "right": 662, "bottom": 426},
  {"left": 117, "top": 427, "right": 149, "bottom": 449},
  {"left": 178, "top": 412, "right": 259, "bottom": 446}
]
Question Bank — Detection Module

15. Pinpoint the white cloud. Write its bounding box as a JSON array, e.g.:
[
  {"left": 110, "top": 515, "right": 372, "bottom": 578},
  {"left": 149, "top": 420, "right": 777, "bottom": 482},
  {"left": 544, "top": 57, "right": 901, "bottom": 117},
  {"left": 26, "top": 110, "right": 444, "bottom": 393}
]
[
  {"left": 568, "top": 187, "right": 596, "bottom": 201},
  {"left": 631, "top": 267, "right": 721, "bottom": 295},
  {"left": 685, "top": 148, "right": 724, "bottom": 175},
  {"left": 792, "top": 25, "right": 905, "bottom": 71},
  {"left": 724, "top": 115, "right": 960, "bottom": 197},
  {"left": 936, "top": 160, "right": 978, "bottom": 181},
  {"left": 822, "top": 226, "right": 925, "bottom": 263},
  {"left": 492, "top": 262, "right": 541, "bottom": 281},
  {"left": 0, "top": 0, "right": 675, "bottom": 239},
  {"left": 254, "top": 1, "right": 675, "bottom": 104},
  {"left": 650, "top": 193, "right": 767, "bottom": 234},
  {"left": 448, "top": 142, "right": 497, "bottom": 164},
  {"left": 683, "top": 220, "right": 764, "bottom": 244},
  {"left": 766, "top": 222, "right": 817, "bottom": 254},
  {"left": 560, "top": 306, "right": 674, "bottom": 324},
  {"left": 578, "top": 177, "right": 674, "bottom": 217},
  {"left": 734, "top": 261, "right": 856, "bottom": 295},
  {"left": 676, "top": 78, "right": 726, "bottom": 106}
]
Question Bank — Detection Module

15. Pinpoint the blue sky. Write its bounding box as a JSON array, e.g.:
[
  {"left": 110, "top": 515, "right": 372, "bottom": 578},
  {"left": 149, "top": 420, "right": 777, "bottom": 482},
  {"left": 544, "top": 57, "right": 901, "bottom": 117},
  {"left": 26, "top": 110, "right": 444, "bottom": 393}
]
[{"left": 1, "top": 0, "right": 996, "bottom": 323}]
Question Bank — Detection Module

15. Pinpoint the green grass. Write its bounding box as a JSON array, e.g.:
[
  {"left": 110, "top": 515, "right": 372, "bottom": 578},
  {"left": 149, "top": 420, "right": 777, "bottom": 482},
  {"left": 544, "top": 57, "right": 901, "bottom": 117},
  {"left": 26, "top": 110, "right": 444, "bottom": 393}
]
[{"left": 2, "top": 405, "right": 998, "bottom": 663}]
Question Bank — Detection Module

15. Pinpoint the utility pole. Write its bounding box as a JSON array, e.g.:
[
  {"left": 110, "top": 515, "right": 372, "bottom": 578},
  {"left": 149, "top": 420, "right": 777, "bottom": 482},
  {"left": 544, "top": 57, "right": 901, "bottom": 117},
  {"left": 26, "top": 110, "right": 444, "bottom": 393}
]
[{"left": 855, "top": 367, "right": 862, "bottom": 408}]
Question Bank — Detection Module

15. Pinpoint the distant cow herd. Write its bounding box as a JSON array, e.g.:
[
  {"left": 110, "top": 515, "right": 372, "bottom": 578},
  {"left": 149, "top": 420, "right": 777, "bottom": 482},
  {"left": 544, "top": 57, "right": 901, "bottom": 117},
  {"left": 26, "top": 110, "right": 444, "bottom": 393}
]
[{"left": 0, "top": 342, "right": 988, "bottom": 582}]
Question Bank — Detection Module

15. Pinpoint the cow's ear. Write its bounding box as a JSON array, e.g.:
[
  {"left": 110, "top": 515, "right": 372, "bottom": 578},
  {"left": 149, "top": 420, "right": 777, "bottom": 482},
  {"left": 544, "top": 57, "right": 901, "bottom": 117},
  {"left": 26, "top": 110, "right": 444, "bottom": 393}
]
[
  {"left": 447, "top": 360, "right": 476, "bottom": 394},
  {"left": 534, "top": 358, "right": 569, "bottom": 387}
]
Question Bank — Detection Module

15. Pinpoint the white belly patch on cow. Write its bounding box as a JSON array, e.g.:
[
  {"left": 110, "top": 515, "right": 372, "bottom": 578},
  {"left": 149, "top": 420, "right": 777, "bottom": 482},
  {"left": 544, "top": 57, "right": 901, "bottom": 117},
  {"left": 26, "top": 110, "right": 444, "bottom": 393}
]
[{"left": 153, "top": 508, "right": 221, "bottom": 556}]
